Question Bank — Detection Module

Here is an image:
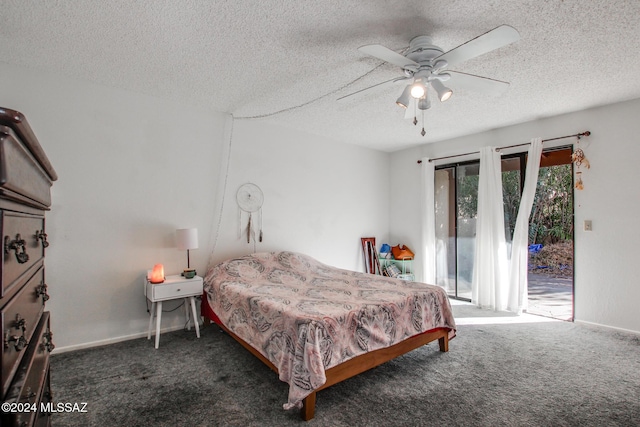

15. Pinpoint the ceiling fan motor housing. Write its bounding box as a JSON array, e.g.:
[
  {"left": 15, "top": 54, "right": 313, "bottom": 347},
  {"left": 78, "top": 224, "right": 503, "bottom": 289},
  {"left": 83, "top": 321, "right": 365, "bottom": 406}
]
[{"left": 406, "top": 36, "right": 444, "bottom": 64}]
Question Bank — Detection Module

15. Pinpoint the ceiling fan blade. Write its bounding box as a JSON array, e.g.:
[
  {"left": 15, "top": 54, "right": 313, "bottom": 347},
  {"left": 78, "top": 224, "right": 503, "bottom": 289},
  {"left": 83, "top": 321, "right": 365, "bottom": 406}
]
[
  {"left": 434, "top": 25, "right": 520, "bottom": 68},
  {"left": 447, "top": 71, "right": 511, "bottom": 95},
  {"left": 358, "top": 44, "right": 419, "bottom": 69},
  {"left": 337, "top": 77, "right": 408, "bottom": 103}
]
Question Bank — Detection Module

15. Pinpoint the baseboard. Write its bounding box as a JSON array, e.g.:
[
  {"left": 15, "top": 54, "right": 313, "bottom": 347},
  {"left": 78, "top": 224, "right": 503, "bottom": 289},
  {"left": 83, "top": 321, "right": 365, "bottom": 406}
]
[
  {"left": 51, "top": 324, "right": 188, "bottom": 354},
  {"left": 574, "top": 319, "right": 640, "bottom": 336}
]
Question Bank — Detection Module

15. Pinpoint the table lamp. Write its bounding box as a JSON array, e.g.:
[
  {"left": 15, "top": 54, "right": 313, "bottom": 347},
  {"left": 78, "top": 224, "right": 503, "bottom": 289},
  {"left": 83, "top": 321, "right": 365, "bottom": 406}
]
[{"left": 176, "top": 228, "right": 198, "bottom": 273}]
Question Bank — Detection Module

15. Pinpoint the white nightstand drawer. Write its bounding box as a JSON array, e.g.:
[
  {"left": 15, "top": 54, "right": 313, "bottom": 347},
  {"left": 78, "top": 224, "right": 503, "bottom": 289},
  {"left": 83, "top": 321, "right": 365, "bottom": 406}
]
[{"left": 146, "top": 275, "right": 203, "bottom": 301}]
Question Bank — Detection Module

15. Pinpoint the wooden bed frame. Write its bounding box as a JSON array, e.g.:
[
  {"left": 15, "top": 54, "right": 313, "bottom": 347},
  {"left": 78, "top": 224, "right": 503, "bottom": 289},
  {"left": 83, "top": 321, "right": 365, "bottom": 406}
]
[{"left": 203, "top": 316, "right": 449, "bottom": 421}]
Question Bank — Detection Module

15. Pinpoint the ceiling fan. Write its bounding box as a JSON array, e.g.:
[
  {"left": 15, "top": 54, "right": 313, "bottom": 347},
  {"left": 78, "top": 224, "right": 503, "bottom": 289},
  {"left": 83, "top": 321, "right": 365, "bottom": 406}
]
[{"left": 340, "top": 25, "right": 520, "bottom": 135}]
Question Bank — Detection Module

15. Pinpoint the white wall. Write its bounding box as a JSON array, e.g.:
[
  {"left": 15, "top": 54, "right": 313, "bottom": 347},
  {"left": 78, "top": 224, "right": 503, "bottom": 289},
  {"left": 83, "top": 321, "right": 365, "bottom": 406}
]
[
  {"left": 390, "top": 98, "right": 640, "bottom": 334},
  {"left": 0, "top": 64, "right": 390, "bottom": 350},
  {"left": 1, "top": 63, "right": 227, "bottom": 350},
  {"left": 210, "top": 118, "right": 390, "bottom": 271}
]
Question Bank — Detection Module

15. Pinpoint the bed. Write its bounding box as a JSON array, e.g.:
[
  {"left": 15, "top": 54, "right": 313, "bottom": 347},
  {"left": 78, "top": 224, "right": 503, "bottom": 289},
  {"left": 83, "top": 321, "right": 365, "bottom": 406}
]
[{"left": 201, "top": 251, "right": 456, "bottom": 420}]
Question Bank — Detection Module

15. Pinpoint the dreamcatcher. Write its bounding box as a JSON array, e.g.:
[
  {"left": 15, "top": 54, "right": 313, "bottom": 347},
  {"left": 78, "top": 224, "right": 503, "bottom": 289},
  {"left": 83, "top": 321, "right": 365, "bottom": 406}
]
[{"left": 236, "top": 183, "right": 264, "bottom": 243}]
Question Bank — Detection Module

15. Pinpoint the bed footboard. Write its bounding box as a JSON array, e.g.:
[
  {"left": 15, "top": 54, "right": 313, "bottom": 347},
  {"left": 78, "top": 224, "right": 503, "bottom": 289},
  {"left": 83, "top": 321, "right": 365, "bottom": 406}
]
[{"left": 300, "top": 328, "right": 449, "bottom": 421}]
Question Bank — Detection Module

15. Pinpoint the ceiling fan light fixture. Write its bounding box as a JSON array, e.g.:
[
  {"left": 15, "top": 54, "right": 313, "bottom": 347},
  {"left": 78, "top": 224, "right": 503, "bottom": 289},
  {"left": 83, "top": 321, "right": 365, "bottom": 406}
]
[
  {"left": 418, "top": 97, "right": 431, "bottom": 110},
  {"left": 396, "top": 85, "right": 412, "bottom": 108},
  {"left": 410, "top": 81, "right": 426, "bottom": 99},
  {"left": 431, "top": 79, "right": 453, "bottom": 102}
]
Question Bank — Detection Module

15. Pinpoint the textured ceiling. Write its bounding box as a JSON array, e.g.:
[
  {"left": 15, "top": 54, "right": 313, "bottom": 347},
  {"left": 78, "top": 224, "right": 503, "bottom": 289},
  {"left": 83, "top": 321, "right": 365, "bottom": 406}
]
[{"left": 2, "top": 0, "right": 640, "bottom": 152}]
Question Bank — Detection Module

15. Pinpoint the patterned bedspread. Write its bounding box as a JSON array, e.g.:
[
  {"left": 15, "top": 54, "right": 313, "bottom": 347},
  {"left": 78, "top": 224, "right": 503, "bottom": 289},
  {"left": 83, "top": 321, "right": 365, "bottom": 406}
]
[{"left": 203, "top": 251, "right": 456, "bottom": 409}]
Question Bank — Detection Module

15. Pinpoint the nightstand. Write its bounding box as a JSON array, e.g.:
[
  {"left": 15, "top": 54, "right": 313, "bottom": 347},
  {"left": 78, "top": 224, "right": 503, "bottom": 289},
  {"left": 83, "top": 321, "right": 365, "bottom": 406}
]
[{"left": 144, "top": 274, "right": 203, "bottom": 349}]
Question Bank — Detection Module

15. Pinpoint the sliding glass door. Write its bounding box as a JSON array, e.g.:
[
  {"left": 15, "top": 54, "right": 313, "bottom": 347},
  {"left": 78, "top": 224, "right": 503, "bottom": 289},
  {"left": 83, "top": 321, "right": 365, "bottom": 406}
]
[
  {"left": 434, "top": 167, "right": 456, "bottom": 296},
  {"left": 435, "top": 157, "right": 523, "bottom": 301},
  {"left": 434, "top": 148, "right": 575, "bottom": 313},
  {"left": 435, "top": 163, "right": 479, "bottom": 300}
]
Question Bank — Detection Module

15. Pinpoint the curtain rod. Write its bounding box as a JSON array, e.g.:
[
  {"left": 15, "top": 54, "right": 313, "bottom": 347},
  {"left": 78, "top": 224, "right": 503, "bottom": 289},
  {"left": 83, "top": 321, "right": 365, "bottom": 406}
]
[{"left": 416, "top": 131, "right": 591, "bottom": 164}]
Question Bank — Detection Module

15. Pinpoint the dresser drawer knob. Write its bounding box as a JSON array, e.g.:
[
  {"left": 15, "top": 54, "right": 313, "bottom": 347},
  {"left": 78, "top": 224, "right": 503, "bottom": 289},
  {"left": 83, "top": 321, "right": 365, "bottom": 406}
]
[
  {"left": 36, "top": 230, "right": 50, "bottom": 248},
  {"left": 36, "top": 282, "right": 50, "bottom": 302},
  {"left": 14, "top": 314, "right": 27, "bottom": 331},
  {"left": 44, "top": 331, "right": 55, "bottom": 352},
  {"left": 4, "top": 234, "right": 29, "bottom": 264},
  {"left": 4, "top": 314, "right": 29, "bottom": 351},
  {"left": 4, "top": 333, "right": 28, "bottom": 351}
]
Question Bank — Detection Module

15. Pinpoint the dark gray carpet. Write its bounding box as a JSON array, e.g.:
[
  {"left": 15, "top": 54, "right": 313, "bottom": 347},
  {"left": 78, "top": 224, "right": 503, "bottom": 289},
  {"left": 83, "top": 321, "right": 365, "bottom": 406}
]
[{"left": 50, "top": 306, "right": 640, "bottom": 426}]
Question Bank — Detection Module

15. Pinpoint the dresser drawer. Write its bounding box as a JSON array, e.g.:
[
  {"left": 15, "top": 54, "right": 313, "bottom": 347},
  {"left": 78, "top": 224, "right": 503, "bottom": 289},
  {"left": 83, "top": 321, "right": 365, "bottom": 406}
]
[
  {"left": 2, "top": 312, "right": 52, "bottom": 427},
  {"left": 1, "top": 266, "right": 46, "bottom": 397},
  {"left": 0, "top": 108, "right": 57, "bottom": 185},
  {"left": 0, "top": 126, "right": 53, "bottom": 209},
  {"left": 1, "top": 211, "right": 46, "bottom": 300}
]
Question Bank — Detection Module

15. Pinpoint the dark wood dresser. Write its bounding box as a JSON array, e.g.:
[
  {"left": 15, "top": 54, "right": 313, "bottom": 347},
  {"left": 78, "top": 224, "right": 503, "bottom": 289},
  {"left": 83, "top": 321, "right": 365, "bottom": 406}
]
[{"left": 0, "top": 108, "right": 57, "bottom": 427}]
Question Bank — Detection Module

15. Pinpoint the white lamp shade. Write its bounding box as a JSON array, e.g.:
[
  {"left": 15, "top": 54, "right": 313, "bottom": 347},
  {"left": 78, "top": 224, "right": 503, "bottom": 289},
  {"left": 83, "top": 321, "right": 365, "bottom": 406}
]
[
  {"left": 176, "top": 228, "right": 198, "bottom": 250},
  {"left": 395, "top": 85, "right": 412, "bottom": 109},
  {"left": 431, "top": 79, "right": 453, "bottom": 102}
]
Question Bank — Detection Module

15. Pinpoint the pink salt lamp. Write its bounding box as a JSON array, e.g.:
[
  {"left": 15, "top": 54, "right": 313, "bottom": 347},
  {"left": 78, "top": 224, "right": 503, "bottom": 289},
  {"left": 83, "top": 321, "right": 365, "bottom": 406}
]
[{"left": 150, "top": 264, "right": 165, "bottom": 284}]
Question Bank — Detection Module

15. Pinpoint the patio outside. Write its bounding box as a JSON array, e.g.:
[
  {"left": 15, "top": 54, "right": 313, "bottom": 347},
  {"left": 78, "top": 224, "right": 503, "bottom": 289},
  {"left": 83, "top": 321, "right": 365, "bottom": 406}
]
[{"left": 526, "top": 241, "right": 573, "bottom": 321}]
